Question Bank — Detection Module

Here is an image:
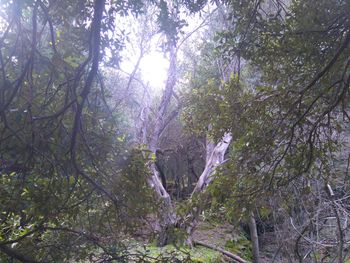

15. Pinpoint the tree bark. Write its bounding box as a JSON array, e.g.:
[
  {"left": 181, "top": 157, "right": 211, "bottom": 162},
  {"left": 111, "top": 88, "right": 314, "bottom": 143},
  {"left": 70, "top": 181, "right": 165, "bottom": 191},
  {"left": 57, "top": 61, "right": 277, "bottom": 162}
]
[
  {"left": 192, "top": 133, "right": 232, "bottom": 194},
  {"left": 184, "top": 133, "right": 233, "bottom": 244},
  {"left": 248, "top": 212, "right": 260, "bottom": 263}
]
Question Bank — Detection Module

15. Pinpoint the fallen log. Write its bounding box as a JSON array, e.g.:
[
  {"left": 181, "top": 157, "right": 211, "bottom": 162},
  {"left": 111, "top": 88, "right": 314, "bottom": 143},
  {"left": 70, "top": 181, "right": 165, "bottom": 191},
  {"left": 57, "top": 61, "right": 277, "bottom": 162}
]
[{"left": 194, "top": 240, "right": 250, "bottom": 263}]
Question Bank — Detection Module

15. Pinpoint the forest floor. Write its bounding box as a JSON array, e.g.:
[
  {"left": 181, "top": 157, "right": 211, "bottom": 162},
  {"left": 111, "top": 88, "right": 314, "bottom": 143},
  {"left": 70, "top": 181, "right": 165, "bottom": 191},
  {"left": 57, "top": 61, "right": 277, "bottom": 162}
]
[
  {"left": 128, "top": 220, "right": 289, "bottom": 262},
  {"left": 193, "top": 221, "right": 283, "bottom": 262}
]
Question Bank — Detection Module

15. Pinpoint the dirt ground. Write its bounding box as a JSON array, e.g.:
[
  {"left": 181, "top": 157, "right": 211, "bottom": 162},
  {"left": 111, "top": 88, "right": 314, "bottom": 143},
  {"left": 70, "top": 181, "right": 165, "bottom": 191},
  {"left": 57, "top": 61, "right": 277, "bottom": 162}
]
[{"left": 193, "top": 221, "right": 292, "bottom": 263}]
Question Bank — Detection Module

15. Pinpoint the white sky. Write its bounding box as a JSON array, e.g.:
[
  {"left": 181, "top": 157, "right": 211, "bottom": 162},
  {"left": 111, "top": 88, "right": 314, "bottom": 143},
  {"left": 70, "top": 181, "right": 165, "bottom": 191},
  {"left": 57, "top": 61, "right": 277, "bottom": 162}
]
[
  {"left": 140, "top": 52, "right": 169, "bottom": 89},
  {"left": 119, "top": 5, "right": 214, "bottom": 93},
  {"left": 121, "top": 49, "right": 169, "bottom": 91}
]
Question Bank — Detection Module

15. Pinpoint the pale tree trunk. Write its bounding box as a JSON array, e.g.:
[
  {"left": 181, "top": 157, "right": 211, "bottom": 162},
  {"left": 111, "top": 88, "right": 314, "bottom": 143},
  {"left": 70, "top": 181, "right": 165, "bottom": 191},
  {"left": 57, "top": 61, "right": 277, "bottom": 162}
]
[
  {"left": 192, "top": 133, "right": 232, "bottom": 194},
  {"left": 148, "top": 46, "right": 177, "bottom": 149},
  {"left": 248, "top": 212, "right": 260, "bottom": 263},
  {"left": 184, "top": 133, "right": 233, "bottom": 244},
  {"left": 132, "top": 47, "right": 177, "bottom": 242},
  {"left": 148, "top": 161, "right": 177, "bottom": 246},
  {"left": 142, "top": 47, "right": 178, "bottom": 245}
]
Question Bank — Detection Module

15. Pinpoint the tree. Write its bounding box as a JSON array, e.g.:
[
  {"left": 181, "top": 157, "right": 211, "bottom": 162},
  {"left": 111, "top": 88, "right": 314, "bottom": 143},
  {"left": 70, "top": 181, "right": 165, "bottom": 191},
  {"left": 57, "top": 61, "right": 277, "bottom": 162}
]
[{"left": 126, "top": 3, "right": 242, "bottom": 247}]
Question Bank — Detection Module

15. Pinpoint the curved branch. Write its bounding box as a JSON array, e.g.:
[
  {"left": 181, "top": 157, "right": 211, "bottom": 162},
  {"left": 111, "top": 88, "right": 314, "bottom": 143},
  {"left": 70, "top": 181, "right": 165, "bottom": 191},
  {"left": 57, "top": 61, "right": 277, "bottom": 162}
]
[{"left": 70, "top": 0, "right": 105, "bottom": 154}]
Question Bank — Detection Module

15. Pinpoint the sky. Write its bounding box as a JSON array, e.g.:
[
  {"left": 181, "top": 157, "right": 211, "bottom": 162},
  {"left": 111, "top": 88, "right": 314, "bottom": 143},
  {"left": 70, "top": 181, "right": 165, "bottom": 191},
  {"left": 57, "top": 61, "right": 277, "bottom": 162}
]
[{"left": 121, "top": 47, "right": 169, "bottom": 91}]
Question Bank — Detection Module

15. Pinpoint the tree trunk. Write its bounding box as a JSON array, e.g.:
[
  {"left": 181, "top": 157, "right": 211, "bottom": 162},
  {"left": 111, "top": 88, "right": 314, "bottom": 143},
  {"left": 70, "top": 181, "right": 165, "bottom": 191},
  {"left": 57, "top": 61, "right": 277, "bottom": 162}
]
[
  {"left": 192, "top": 133, "right": 232, "bottom": 194},
  {"left": 148, "top": 162, "right": 177, "bottom": 246},
  {"left": 248, "top": 212, "right": 260, "bottom": 263},
  {"left": 139, "top": 46, "right": 178, "bottom": 246},
  {"left": 184, "top": 133, "right": 233, "bottom": 244}
]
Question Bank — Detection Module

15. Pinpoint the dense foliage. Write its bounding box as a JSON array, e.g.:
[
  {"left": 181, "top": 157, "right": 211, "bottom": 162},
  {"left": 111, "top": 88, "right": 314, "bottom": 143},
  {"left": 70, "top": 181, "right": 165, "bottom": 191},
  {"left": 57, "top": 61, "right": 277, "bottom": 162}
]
[
  {"left": 184, "top": 0, "right": 350, "bottom": 260},
  {"left": 1, "top": 0, "right": 350, "bottom": 262}
]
